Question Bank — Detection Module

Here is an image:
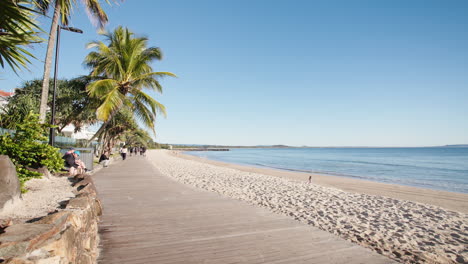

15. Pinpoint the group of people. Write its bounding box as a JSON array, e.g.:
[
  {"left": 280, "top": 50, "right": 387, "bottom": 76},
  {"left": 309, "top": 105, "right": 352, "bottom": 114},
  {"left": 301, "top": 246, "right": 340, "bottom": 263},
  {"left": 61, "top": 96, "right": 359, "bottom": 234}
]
[
  {"left": 119, "top": 145, "right": 146, "bottom": 160},
  {"left": 63, "top": 148, "right": 111, "bottom": 176},
  {"left": 130, "top": 146, "right": 146, "bottom": 157},
  {"left": 63, "top": 145, "right": 146, "bottom": 175}
]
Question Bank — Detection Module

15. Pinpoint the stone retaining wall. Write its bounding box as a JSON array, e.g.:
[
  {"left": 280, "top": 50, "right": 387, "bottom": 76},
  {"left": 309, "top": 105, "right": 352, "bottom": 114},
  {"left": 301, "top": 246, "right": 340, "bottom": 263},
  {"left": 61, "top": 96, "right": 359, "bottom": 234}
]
[{"left": 0, "top": 174, "right": 102, "bottom": 264}]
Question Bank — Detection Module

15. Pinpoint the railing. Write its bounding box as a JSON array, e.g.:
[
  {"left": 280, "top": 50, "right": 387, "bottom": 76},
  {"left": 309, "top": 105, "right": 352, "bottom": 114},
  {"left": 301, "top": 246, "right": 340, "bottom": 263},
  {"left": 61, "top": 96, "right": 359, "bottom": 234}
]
[
  {"left": 55, "top": 135, "right": 76, "bottom": 146},
  {"left": 1, "top": 127, "right": 76, "bottom": 146},
  {"left": 2, "top": 127, "right": 94, "bottom": 171}
]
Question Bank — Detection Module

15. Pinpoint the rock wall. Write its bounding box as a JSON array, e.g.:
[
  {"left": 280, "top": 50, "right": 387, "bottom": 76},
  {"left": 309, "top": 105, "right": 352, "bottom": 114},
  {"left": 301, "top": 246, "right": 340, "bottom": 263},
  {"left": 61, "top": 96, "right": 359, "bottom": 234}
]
[{"left": 0, "top": 174, "right": 102, "bottom": 264}]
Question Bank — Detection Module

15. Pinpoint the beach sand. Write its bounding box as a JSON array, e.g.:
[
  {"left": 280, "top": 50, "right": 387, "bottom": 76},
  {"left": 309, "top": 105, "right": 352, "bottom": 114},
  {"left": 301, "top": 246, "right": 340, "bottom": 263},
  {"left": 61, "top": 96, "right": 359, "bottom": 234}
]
[
  {"left": 0, "top": 176, "right": 75, "bottom": 224},
  {"left": 175, "top": 151, "right": 468, "bottom": 214},
  {"left": 149, "top": 150, "right": 468, "bottom": 264}
]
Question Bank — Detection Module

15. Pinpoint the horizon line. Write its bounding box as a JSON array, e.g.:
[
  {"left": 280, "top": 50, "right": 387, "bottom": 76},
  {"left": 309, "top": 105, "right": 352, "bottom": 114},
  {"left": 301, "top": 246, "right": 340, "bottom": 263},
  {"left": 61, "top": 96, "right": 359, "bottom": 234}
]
[{"left": 161, "top": 143, "right": 468, "bottom": 148}]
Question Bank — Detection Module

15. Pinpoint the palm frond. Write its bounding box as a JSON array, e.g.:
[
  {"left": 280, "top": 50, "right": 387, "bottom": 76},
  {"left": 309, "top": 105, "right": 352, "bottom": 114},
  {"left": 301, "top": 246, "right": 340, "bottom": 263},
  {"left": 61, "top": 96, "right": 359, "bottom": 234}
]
[
  {"left": 82, "top": 0, "right": 108, "bottom": 29},
  {"left": 0, "top": 0, "right": 43, "bottom": 72},
  {"left": 95, "top": 86, "right": 125, "bottom": 121},
  {"left": 132, "top": 89, "right": 167, "bottom": 117},
  {"left": 86, "top": 78, "right": 116, "bottom": 98}
]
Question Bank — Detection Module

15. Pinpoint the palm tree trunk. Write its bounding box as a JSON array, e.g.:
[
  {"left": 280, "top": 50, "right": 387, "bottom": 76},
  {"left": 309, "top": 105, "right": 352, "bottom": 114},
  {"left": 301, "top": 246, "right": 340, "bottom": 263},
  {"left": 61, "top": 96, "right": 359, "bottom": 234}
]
[
  {"left": 99, "top": 131, "right": 109, "bottom": 157},
  {"left": 39, "top": 1, "right": 61, "bottom": 123}
]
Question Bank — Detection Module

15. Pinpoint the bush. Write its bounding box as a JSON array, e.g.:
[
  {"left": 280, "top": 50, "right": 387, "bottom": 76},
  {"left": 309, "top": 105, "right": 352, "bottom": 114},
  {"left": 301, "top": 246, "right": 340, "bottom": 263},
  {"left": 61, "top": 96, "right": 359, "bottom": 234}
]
[{"left": 0, "top": 113, "right": 63, "bottom": 192}]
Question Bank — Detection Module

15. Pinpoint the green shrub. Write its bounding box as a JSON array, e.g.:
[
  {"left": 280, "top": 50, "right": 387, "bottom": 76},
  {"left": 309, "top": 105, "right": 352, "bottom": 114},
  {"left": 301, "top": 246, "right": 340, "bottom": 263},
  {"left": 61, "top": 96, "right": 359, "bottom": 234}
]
[{"left": 0, "top": 113, "right": 63, "bottom": 192}]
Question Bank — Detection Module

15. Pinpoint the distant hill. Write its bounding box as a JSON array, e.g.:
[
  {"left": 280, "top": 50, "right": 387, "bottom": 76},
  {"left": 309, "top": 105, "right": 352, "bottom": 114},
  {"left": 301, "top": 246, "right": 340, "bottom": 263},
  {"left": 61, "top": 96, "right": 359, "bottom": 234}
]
[
  {"left": 167, "top": 144, "right": 294, "bottom": 149},
  {"left": 439, "top": 144, "right": 468, "bottom": 148}
]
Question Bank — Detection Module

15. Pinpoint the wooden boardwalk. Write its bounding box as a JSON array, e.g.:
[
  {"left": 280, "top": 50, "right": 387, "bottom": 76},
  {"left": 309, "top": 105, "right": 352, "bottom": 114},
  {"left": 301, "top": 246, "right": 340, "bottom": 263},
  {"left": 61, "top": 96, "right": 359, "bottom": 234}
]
[{"left": 93, "top": 156, "right": 394, "bottom": 264}]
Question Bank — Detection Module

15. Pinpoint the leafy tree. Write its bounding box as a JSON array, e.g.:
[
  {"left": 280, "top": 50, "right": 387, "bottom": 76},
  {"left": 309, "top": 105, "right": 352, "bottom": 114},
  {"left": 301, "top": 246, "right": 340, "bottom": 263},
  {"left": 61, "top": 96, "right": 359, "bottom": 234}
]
[
  {"left": 0, "top": 0, "right": 42, "bottom": 72},
  {"left": 52, "top": 76, "right": 101, "bottom": 132},
  {"left": 0, "top": 112, "right": 63, "bottom": 191},
  {"left": 35, "top": 0, "right": 111, "bottom": 123},
  {"left": 0, "top": 77, "right": 100, "bottom": 132},
  {"left": 84, "top": 26, "right": 176, "bottom": 142}
]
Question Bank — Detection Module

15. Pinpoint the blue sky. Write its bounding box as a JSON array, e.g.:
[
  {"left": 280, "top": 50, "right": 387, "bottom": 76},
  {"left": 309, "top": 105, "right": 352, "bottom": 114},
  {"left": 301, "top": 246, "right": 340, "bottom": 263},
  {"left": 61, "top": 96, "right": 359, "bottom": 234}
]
[{"left": 1, "top": 0, "right": 467, "bottom": 146}]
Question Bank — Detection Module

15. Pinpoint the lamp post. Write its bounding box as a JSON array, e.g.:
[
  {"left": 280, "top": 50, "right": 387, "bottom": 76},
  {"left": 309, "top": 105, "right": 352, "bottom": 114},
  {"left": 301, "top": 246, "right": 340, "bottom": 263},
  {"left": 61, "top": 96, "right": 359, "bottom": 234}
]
[{"left": 49, "top": 26, "right": 83, "bottom": 146}]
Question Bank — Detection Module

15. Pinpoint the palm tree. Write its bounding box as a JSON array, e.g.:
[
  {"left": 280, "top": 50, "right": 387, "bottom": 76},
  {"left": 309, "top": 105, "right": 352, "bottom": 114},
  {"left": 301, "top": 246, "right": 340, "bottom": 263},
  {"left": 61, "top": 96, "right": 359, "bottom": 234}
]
[
  {"left": 0, "top": 0, "right": 42, "bottom": 73},
  {"left": 98, "top": 109, "right": 136, "bottom": 154},
  {"left": 84, "top": 26, "right": 176, "bottom": 142},
  {"left": 35, "top": 0, "right": 110, "bottom": 123},
  {"left": 123, "top": 128, "right": 152, "bottom": 147}
]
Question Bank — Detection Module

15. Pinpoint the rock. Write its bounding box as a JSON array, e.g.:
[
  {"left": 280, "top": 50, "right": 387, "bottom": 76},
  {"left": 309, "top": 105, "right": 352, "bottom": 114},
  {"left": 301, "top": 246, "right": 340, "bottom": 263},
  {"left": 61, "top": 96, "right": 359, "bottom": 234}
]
[
  {"left": 0, "top": 155, "right": 21, "bottom": 212},
  {"left": 28, "top": 167, "right": 51, "bottom": 179},
  {"left": 0, "top": 224, "right": 56, "bottom": 259},
  {"left": 4, "top": 258, "right": 34, "bottom": 264}
]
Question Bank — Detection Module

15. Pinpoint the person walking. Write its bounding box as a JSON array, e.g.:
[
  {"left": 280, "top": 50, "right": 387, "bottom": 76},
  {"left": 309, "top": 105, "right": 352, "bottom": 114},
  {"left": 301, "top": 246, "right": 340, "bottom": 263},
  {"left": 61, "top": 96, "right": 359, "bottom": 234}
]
[
  {"left": 135, "top": 146, "right": 139, "bottom": 156},
  {"left": 120, "top": 145, "right": 128, "bottom": 160}
]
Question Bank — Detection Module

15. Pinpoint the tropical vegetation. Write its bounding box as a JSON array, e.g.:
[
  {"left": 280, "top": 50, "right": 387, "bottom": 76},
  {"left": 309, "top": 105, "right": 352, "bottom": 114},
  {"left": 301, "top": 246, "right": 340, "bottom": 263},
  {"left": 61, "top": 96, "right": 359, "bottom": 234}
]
[
  {"left": 0, "top": 0, "right": 42, "bottom": 73},
  {"left": 0, "top": 77, "right": 100, "bottom": 132},
  {"left": 84, "top": 26, "right": 176, "bottom": 142},
  {"left": 0, "top": 113, "right": 63, "bottom": 192},
  {"left": 0, "top": 1, "right": 173, "bottom": 186},
  {"left": 36, "top": 0, "right": 111, "bottom": 123}
]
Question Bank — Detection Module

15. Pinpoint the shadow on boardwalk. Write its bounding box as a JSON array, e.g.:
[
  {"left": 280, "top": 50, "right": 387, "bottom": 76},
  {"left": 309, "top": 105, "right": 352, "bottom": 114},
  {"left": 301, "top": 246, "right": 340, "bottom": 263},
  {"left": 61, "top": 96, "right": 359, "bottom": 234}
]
[{"left": 93, "top": 157, "right": 394, "bottom": 264}]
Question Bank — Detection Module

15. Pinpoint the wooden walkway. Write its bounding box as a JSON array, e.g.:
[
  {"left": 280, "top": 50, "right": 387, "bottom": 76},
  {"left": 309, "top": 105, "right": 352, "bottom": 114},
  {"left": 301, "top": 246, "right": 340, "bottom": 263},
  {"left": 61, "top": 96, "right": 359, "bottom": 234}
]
[{"left": 93, "top": 156, "right": 394, "bottom": 264}]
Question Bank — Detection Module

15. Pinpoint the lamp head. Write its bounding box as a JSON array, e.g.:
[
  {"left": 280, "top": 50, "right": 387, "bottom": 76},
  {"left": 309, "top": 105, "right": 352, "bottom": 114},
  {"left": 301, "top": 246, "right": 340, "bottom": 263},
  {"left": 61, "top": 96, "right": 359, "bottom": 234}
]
[{"left": 60, "top": 26, "right": 83, "bottom": 34}]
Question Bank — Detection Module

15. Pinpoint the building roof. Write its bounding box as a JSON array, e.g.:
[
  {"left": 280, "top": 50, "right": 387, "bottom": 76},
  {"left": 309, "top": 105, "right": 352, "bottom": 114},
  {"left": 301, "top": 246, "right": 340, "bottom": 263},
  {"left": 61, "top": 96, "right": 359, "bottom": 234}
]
[{"left": 0, "top": 90, "right": 14, "bottom": 97}]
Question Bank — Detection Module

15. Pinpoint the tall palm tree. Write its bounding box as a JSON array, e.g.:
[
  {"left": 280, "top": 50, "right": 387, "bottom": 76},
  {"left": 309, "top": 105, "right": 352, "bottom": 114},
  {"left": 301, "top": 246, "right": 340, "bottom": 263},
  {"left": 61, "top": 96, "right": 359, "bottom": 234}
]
[
  {"left": 36, "top": 0, "right": 110, "bottom": 123},
  {"left": 84, "top": 26, "right": 176, "bottom": 142},
  {"left": 0, "top": 0, "right": 42, "bottom": 73}
]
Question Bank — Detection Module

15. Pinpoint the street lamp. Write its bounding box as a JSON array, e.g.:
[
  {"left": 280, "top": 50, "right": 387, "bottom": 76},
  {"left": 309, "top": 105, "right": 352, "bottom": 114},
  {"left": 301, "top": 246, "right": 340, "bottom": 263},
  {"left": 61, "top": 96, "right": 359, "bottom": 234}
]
[{"left": 49, "top": 26, "right": 83, "bottom": 146}]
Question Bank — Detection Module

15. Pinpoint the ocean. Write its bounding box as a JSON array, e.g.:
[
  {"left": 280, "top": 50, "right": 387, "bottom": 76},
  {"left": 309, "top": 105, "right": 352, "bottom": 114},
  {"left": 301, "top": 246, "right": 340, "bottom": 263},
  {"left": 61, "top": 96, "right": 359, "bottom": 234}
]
[{"left": 185, "top": 147, "right": 468, "bottom": 194}]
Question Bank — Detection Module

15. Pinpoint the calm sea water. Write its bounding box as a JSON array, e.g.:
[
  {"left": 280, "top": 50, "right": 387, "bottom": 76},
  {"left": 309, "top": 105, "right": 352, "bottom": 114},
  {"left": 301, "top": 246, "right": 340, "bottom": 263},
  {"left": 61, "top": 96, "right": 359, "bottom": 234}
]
[{"left": 186, "top": 148, "right": 468, "bottom": 194}]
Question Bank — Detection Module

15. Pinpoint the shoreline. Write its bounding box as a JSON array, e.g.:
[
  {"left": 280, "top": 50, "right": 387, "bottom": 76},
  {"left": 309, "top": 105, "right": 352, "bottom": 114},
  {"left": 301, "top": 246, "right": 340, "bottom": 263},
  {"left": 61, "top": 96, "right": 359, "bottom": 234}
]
[{"left": 174, "top": 150, "right": 468, "bottom": 213}]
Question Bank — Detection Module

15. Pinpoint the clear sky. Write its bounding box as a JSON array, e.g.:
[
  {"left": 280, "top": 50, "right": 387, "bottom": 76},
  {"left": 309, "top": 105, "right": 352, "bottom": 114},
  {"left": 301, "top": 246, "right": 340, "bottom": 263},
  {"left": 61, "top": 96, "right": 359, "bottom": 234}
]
[{"left": 1, "top": 0, "right": 467, "bottom": 147}]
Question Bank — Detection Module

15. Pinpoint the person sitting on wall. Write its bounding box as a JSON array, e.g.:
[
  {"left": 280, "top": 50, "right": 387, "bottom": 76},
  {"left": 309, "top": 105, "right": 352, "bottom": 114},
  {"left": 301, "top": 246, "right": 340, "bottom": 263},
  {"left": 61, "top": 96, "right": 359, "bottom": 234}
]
[{"left": 63, "top": 150, "right": 85, "bottom": 176}]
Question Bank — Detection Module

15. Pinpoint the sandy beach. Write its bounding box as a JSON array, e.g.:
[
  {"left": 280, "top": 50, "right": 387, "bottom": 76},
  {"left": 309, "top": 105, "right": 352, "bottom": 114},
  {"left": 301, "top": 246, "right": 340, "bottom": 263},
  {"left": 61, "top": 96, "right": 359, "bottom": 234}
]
[
  {"left": 149, "top": 150, "right": 468, "bottom": 264},
  {"left": 175, "top": 151, "right": 468, "bottom": 214}
]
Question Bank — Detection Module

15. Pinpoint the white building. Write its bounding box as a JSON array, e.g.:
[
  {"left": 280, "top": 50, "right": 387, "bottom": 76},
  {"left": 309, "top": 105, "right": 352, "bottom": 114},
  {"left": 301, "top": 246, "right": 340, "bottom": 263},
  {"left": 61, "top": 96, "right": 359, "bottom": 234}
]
[
  {"left": 0, "top": 90, "right": 14, "bottom": 112},
  {"left": 61, "top": 124, "right": 96, "bottom": 140}
]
